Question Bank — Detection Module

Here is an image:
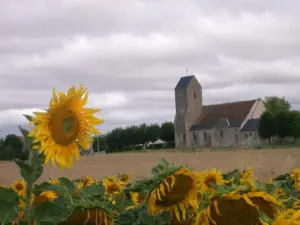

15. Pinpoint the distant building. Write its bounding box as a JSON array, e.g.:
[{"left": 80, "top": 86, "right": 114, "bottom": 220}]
[{"left": 174, "top": 75, "right": 266, "bottom": 148}]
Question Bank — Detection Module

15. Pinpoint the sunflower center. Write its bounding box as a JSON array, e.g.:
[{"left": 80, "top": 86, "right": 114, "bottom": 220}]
[
  {"left": 204, "top": 175, "right": 217, "bottom": 188},
  {"left": 63, "top": 117, "right": 74, "bottom": 133},
  {"left": 156, "top": 174, "right": 194, "bottom": 206},
  {"left": 107, "top": 183, "right": 120, "bottom": 194},
  {"left": 15, "top": 183, "right": 24, "bottom": 191},
  {"left": 49, "top": 108, "right": 80, "bottom": 146}
]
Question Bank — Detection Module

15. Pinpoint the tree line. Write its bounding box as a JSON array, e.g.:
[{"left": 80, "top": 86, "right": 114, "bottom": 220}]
[
  {"left": 92, "top": 121, "right": 175, "bottom": 153},
  {"left": 258, "top": 96, "right": 300, "bottom": 144}
]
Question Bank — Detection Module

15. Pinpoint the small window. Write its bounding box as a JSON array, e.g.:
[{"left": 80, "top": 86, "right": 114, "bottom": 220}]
[
  {"left": 193, "top": 132, "right": 197, "bottom": 141},
  {"left": 183, "top": 133, "right": 186, "bottom": 141},
  {"left": 235, "top": 134, "right": 238, "bottom": 143},
  {"left": 245, "top": 133, "right": 248, "bottom": 138},
  {"left": 179, "top": 93, "right": 183, "bottom": 100},
  {"left": 193, "top": 91, "right": 196, "bottom": 99},
  {"left": 203, "top": 132, "right": 207, "bottom": 141},
  {"left": 220, "top": 129, "right": 224, "bottom": 138}
]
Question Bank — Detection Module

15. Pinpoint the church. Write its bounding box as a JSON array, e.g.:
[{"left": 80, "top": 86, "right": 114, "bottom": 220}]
[{"left": 174, "top": 75, "right": 266, "bottom": 148}]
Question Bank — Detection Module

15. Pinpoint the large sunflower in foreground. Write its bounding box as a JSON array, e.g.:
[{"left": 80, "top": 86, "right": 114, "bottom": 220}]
[
  {"left": 196, "top": 191, "right": 281, "bottom": 225},
  {"left": 147, "top": 168, "right": 198, "bottom": 222},
  {"left": 58, "top": 207, "right": 114, "bottom": 225},
  {"left": 29, "top": 85, "right": 103, "bottom": 168}
]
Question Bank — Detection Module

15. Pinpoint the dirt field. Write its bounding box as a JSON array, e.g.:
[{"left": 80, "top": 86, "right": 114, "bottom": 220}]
[{"left": 0, "top": 148, "right": 299, "bottom": 184}]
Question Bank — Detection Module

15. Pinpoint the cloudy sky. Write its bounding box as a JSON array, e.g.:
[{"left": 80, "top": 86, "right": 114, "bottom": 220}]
[{"left": 0, "top": 0, "right": 299, "bottom": 136}]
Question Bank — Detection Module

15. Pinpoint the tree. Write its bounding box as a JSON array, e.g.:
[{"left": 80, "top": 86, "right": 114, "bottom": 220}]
[
  {"left": 264, "top": 96, "right": 291, "bottom": 115},
  {"left": 92, "top": 121, "right": 176, "bottom": 153},
  {"left": 160, "top": 121, "right": 174, "bottom": 143},
  {"left": 92, "top": 135, "right": 107, "bottom": 152},
  {"left": 274, "top": 111, "right": 293, "bottom": 139},
  {"left": 287, "top": 110, "right": 300, "bottom": 142},
  {"left": 258, "top": 111, "right": 276, "bottom": 143},
  {"left": 0, "top": 146, "right": 15, "bottom": 161},
  {"left": 145, "top": 124, "right": 161, "bottom": 142},
  {"left": 4, "top": 134, "right": 24, "bottom": 159}
]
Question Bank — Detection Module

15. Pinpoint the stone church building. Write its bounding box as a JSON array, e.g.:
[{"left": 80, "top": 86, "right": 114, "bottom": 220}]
[{"left": 174, "top": 75, "right": 266, "bottom": 148}]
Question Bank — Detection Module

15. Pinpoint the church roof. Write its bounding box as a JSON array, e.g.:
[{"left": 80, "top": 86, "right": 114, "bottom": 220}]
[
  {"left": 174, "top": 75, "right": 195, "bottom": 90},
  {"left": 190, "top": 99, "right": 258, "bottom": 130},
  {"left": 241, "top": 118, "right": 260, "bottom": 131}
]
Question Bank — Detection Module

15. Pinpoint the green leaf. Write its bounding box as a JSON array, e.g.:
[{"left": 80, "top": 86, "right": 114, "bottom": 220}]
[
  {"left": 23, "top": 114, "right": 33, "bottom": 122},
  {"left": 32, "top": 201, "right": 70, "bottom": 224},
  {"left": 32, "top": 150, "right": 46, "bottom": 166},
  {"left": 58, "top": 177, "right": 76, "bottom": 193},
  {"left": 14, "top": 158, "right": 44, "bottom": 184},
  {"left": 18, "top": 126, "right": 34, "bottom": 149},
  {"left": 0, "top": 187, "right": 19, "bottom": 204},
  {"left": 118, "top": 211, "right": 136, "bottom": 224},
  {"left": 0, "top": 200, "right": 19, "bottom": 225},
  {"left": 15, "top": 159, "right": 33, "bottom": 174},
  {"left": 160, "top": 158, "right": 170, "bottom": 167},
  {"left": 14, "top": 159, "right": 34, "bottom": 182},
  {"left": 79, "top": 184, "right": 105, "bottom": 197}
]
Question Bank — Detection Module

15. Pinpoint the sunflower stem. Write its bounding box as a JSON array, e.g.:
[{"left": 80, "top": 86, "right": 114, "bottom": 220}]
[{"left": 25, "top": 148, "right": 34, "bottom": 225}]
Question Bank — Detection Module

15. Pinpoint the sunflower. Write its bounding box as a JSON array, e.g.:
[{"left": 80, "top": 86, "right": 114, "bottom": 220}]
[
  {"left": 264, "top": 209, "right": 300, "bottom": 225},
  {"left": 131, "top": 192, "right": 146, "bottom": 205},
  {"left": 147, "top": 168, "right": 198, "bottom": 222},
  {"left": 125, "top": 192, "right": 146, "bottom": 210},
  {"left": 293, "top": 200, "right": 300, "bottom": 211},
  {"left": 76, "top": 176, "right": 96, "bottom": 192},
  {"left": 104, "top": 176, "right": 117, "bottom": 183},
  {"left": 197, "top": 169, "right": 224, "bottom": 193},
  {"left": 32, "top": 190, "right": 57, "bottom": 207},
  {"left": 11, "top": 179, "right": 26, "bottom": 196},
  {"left": 197, "top": 191, "right": 281, "bottom": 225},
  {"left": 290, "top": 168, "right": 300, "bottom": 190},
  {"left": 273, "top": 188, "right": 286, "bottom": 198},
  {"left": 29, "top": 85, "right": 103, "bottom": 168},
  {"left": 49, "top": 178, "right": 60, "bottom": 185},
  {"left": 240, "top": 168, "right": 256, "bottom": 189},
  {"left": 58, "top": 207, "right": 114, "bottom": 225},
  {"left": 117, "top": 173, "right": 131, "bottom": 184},
  {"left": 102, "top": 179, "right": 124, "bottom": 195}
]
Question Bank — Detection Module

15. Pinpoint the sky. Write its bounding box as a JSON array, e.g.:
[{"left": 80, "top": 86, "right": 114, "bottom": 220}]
[{"left": 0, "top": 0, "right": 299, "bottom": 136}]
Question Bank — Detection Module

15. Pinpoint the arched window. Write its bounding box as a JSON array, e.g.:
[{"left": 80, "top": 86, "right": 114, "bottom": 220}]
[{"left": 193, "top": 91, "right": 196, "bottom": 99}]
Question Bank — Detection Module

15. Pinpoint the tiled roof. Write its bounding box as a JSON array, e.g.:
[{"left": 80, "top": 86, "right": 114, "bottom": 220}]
[
  {"left": 190, "top": 99, "right": 258, "bottom": 130},
  {"left": 241, "top": 119, "right": 260, "bottom": 131},
  {"left": 174, "top": 75, "right": 195, "bottom": 90}
]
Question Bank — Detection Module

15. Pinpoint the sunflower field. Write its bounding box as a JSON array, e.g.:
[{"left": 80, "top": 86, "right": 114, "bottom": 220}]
[
  {"left": 0, "top": 158, "right": 299, "bottom": 225},
  {"left": 0, "top": 85, "right": 299, "bottom": 225}
]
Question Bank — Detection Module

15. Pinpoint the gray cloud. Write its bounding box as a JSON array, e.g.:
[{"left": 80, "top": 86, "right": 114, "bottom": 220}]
[{"left": 0, "top": 0, "right": 299, "bottom": 134}]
